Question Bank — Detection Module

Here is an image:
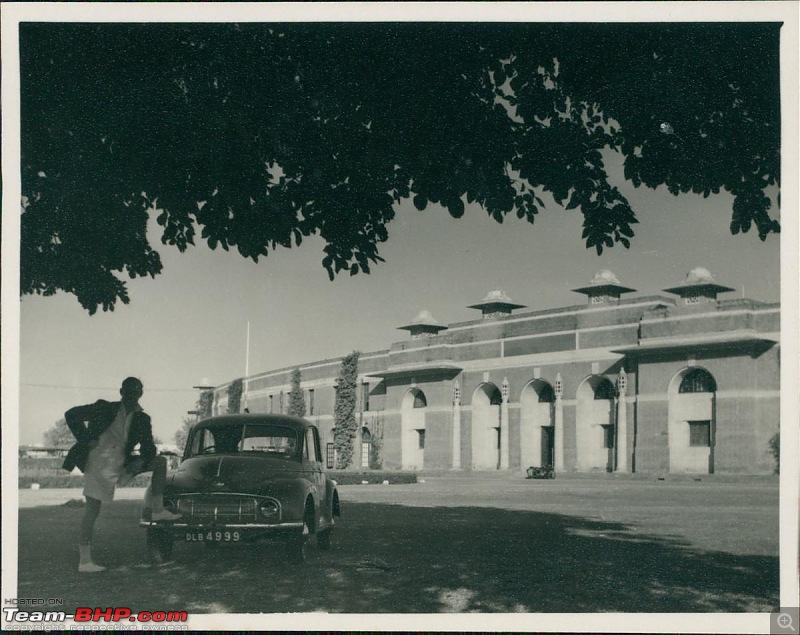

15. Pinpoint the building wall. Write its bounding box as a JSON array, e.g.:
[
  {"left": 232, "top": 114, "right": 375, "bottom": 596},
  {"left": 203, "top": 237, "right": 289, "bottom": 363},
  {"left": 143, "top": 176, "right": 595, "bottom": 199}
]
[
  {"left": 424, "top": 409, "right": 452, "bottom": 470},
  {"left": 212, "top": 293, "right": 780, "bottom": 475},
  {"left": 382, "top": 412, "right": 402, "bottom": 470}
]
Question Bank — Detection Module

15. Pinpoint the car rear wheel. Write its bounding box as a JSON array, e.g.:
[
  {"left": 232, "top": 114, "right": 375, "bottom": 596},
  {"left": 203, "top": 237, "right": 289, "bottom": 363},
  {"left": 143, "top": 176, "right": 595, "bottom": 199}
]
[{"left": 146, "top": 527, "right": 174, "bottom": 565}]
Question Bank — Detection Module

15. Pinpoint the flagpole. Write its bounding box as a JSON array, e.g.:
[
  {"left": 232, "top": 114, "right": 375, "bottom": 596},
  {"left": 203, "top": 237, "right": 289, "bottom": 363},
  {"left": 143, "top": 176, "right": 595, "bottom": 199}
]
[
  {"left": 243, "top": 321, "right": 250, "bottom": 411},
  {"left": 245, "top": 321, "right": 250, "bottom": 379}
]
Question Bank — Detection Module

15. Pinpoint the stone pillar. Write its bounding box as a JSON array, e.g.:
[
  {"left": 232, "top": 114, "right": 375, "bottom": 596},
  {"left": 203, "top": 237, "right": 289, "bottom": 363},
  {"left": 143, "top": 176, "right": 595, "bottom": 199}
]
[
  {"left": 452, "top": 382, "right": 462, "bottom": 470},
  {"left": 500, "top": 378, "right": 510, "bottom": 469},
  {"left": 554, "top": 373, "right": 565, "bottom": 472},
  {"left": 616, "top": 369, "right": 628, "bottom": 472}
]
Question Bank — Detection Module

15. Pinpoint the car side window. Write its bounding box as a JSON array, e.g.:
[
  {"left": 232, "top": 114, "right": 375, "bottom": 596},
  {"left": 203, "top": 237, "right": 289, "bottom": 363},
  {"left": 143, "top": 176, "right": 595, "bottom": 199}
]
[
  {"left": 201, "top": 429, "right": 214, "bottom": 453},
  {"left": 305, "top": 428, "right": 317, "bottom": 463},
  {"left": 189, "top": 429, "right": 202, "bottom": 455},
  {"left": 190, "top": 428, "right": 216, "bottom": 455}
]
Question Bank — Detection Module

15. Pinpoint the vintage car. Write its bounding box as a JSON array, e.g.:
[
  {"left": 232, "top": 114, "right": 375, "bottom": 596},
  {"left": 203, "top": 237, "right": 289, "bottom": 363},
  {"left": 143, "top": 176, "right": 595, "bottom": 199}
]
[{"left": 140, "top": 414, "right": 340, "bottom": 564}]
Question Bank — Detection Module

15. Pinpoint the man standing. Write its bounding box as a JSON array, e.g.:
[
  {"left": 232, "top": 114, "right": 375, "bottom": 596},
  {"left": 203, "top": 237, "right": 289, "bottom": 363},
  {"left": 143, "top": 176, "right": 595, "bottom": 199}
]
[{"left": 63, "top": 377, "right": 180, "bottom": 572}]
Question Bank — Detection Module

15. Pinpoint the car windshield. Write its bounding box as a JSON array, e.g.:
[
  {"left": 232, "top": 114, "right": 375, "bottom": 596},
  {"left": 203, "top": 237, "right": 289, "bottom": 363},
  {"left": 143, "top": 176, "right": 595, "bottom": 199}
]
[{"left": 189, "top": 424, "right": 299, "bottom": 458}]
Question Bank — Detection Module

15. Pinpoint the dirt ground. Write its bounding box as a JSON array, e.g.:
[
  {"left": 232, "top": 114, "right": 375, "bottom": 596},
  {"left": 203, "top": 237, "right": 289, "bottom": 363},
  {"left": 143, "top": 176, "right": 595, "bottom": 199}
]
[{"left": 15, "top": 475, "right": 779, "bottom": 615}]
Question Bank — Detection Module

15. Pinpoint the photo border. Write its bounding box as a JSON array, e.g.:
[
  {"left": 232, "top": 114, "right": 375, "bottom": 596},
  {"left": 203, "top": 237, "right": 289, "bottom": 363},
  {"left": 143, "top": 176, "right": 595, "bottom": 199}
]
[{"left": 2, "top": 3, "right": 797, "bottom": 632}]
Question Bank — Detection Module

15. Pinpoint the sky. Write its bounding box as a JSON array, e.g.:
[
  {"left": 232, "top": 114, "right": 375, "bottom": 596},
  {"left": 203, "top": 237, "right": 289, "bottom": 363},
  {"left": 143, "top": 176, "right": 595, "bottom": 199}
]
[{"left": 16, "top": 149, "right": 781, "bottom": 447}]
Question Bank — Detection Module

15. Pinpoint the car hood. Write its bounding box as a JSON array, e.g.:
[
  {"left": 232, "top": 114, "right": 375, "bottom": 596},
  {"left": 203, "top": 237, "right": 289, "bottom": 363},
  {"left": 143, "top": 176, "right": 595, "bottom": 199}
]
[{"left": 168, "top": 455, "right": 304, "bottom": 494}]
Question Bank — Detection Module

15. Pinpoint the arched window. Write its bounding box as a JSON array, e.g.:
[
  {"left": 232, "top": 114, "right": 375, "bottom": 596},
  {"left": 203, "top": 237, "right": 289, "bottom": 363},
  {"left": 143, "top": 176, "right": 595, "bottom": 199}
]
[
  {"left": 679, "top": 368, "right": 717, "bottom": 393},
  {"left": 413, "top": 391, "right": 427, "bottom": 408},
  {"left": 593, "top": 378, "right": 616, "bottom": 400},
  {"left": 488, "top": 387, "right": 502, "bottom": 406}
]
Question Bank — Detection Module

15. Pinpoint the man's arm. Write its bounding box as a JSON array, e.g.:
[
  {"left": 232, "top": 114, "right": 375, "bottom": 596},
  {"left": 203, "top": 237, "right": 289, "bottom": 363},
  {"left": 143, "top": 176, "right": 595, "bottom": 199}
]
[{"left": 64, "top": 401, "right": 101, "bottom": 442}]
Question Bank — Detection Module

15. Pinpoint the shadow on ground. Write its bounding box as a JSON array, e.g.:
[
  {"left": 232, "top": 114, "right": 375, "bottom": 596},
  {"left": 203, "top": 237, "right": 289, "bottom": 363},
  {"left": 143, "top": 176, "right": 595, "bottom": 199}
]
[{"left": 17, "top": 500, "right": 778, "bottom": 613}]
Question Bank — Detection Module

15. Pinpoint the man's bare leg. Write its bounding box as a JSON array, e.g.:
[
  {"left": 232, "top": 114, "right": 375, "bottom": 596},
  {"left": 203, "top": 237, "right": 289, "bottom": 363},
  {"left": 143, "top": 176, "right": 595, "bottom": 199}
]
[{"left": 78, "top": 497, "right": 105, "bottom": 573}]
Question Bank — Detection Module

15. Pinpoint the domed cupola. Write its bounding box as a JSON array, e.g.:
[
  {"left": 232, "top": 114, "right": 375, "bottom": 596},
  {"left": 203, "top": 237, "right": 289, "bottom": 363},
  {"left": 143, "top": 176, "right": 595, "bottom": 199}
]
[
  {"left": 572, "top": 270, "right": 636, "bottom": 304},
  {"left": 397, "top": 310, "right": 448, "bottom": 339},
  {"left": 467, "top": 289, "right": 526, "bottom": 319},
  {"left": 663, "top": 267, "right": 734, "bottom": 305}
]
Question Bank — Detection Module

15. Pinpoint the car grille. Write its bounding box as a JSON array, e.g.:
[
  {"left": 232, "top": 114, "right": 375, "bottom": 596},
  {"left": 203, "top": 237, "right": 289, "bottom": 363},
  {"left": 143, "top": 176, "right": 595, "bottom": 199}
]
[{"left": 177, "top": 494, "right": 259, "bottom": 524}]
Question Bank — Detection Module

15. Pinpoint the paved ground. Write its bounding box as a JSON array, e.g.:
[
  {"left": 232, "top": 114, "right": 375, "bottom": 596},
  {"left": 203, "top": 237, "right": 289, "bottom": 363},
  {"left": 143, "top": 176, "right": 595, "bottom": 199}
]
[{"left": 14, "top": 475, "right": 778, "bottom": 615}]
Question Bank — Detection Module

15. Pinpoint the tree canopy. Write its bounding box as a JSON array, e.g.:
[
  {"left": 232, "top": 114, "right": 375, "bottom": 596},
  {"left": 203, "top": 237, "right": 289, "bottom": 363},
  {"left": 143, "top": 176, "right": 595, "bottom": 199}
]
[
  {"left": 173, "top": 416, "right": 194, "bottom": 453},
  {"left": 20, "top": 22, "right": 781, "bottom": 313}
]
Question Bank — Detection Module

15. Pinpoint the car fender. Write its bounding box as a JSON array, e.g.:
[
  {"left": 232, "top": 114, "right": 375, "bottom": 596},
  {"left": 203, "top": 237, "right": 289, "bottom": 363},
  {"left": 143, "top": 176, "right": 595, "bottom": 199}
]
[{"left": 264, "top": 477, "right": 317, "bottom": 524}]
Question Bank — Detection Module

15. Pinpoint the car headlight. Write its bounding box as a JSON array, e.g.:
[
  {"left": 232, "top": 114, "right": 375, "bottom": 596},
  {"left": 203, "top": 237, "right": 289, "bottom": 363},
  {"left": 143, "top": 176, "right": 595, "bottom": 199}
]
[
  {"left": 163, "top": 499, "right": 177, "bottom": 513},
  {"left": 260, "top": 499, "right": 279, "bottom": 518}
]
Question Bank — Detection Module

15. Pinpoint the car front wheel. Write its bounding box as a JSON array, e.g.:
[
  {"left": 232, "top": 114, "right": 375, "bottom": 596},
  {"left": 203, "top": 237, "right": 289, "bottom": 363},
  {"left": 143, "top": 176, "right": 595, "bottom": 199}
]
[
  {"left": 146, "top": 527, "right": 174, "bottom": 565},
  {"left": 288, "top": 502, "right": 314, "bottom": 564},
  {"left": 317, "top": 529, "right": 332, "bottom": 550},
  {"left": 287, "top": 528, "right": 307, "bottom": 563}
]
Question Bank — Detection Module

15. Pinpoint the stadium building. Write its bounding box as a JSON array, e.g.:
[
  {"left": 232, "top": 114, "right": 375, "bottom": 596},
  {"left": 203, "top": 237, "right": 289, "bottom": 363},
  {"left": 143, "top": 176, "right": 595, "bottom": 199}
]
[{"left": 210, "top": 268, "right": 780, "bottom": 474}]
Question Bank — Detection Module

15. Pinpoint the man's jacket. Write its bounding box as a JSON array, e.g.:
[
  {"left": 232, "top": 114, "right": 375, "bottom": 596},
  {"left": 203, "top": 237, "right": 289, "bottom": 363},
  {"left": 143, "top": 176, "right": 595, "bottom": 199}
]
[{"left": 62, "top": 399, "right": 156, "bottom": 473}]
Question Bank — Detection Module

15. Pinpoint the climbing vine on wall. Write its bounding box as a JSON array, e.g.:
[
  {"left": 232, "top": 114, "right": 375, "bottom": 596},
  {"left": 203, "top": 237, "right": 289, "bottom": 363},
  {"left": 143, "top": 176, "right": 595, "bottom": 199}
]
[
  {"left": 333, "top": 351, "right": 360, "bottom": 469},
  {"left": 227, "top": 378, "right": 243, "bottom": 414},
  {"left": 198, "top": 390, "right": 214, "bottom": 420},
  {"left": 288, "top": 368, "right": 306, "bottom": 417}
]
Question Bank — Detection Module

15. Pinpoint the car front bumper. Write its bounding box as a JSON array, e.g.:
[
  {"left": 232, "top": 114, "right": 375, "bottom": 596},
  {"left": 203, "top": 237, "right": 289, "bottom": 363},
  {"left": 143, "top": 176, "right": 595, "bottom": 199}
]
[{"left": 139, "top": 520, "right": 303, "bottom": 529}]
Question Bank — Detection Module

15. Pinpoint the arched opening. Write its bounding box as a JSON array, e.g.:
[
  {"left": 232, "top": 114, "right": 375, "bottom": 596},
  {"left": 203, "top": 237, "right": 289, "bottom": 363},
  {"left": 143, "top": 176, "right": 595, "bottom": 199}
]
[
  {"left": 360, "top": 427, "right": 372, "bottom": 469},
  {"left": 520, "top": 380, "right": 555, "bottom": 470},
  {"left": 401, "top": 388, "right": 427, "bottom": 470},
  {"left": 471, "top": 383, "right": 502, "bottom": 470},
  {"left": 679, "top": 368, "right": 717, "bottom": 394},
  {"left": 576, "top": 376, "right": 616, "bottom": 471},
  {"left": 669, "top": 367, "right": 717, "bottom": 473}
]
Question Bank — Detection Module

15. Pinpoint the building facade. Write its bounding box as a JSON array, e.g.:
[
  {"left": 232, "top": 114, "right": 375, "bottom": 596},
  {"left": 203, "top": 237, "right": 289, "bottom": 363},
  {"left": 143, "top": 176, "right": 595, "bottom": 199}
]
[{"left": 210, "top": 268, "right": 780, "bottom": 474}]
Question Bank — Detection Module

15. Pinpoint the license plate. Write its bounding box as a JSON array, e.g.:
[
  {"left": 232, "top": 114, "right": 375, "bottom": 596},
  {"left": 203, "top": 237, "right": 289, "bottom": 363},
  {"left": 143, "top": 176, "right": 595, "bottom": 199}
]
[{"left": 185, "top": 530, "right": 241, "bottom": 542}]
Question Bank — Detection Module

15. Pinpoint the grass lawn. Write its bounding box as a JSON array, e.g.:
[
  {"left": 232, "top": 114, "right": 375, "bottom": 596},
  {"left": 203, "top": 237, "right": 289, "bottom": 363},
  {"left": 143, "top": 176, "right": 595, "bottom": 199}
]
[{"left": 16, "top": 475, "right": 778, "bottom": 614}]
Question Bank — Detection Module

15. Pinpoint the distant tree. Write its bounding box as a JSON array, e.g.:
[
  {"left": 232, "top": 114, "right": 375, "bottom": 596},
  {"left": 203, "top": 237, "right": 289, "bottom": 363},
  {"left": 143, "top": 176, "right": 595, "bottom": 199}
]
[
  {"left": 19, "top": 23, "right": 780, "bottom": 313},
  {"left": 42, "top": 418, "right": 74, "bottom": 447},
  {"left": 333, "top": 351, "right": 360, "bottom": 469},
  {"left": 227, "top": 378, "right": 243, "bottom": 414},
  {"left": 173, "top": 416, "right": 195, "bottom": 452},
  {"left": 768, "top": 432, "right": 779, "bottom": 474},
  {"left": 288, "top": 368, "right": 306, "bottom": 417},
  {"left": 172, "top": 390, "right": 213, "bottom": 451}
]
